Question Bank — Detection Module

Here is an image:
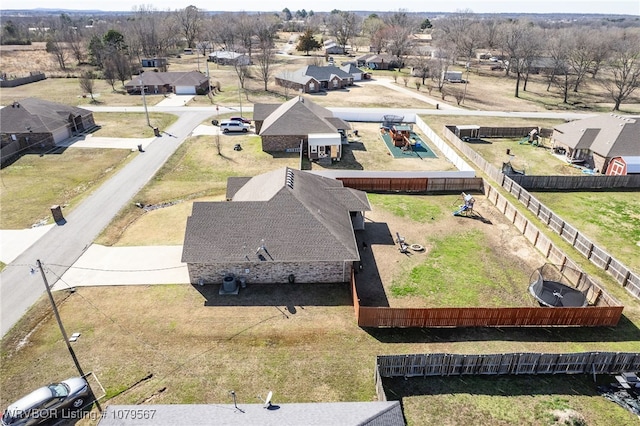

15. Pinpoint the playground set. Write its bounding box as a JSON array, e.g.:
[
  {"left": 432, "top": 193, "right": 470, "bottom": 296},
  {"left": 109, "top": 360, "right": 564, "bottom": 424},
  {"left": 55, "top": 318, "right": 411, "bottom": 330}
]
[
  {"left": 518, "top": 128, "right": 542, "bottom": 146},
  {"left": 379, "top": 115, "right": 436, "bottom": 159},
  {"left": 453, "top": 192, "right": 476, "bottom": 217}
]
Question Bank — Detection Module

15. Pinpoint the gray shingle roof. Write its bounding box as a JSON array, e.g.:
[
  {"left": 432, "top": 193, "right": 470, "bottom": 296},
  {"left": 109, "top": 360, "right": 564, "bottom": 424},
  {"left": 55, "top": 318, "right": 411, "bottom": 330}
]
[
  {"left": 0, "top": 98, "right": 91, "bottom": 134},
  {"left": 182, "top": 167, "right": 370, "bottom": 264},
  {"left": 276, "top": 65, "right": 352, "bottom": 84},
  {"left": 553, "top": 114, "right": 640, "bottom": 157},
  {"left": 125, "top": 71, "right": 208, "bottom": 87},
  {"left": 258, "top": 97, "right": 338, "bottom": 136},
  {"left": 98, "top": 401, "right": 405, "bottom": 426}
]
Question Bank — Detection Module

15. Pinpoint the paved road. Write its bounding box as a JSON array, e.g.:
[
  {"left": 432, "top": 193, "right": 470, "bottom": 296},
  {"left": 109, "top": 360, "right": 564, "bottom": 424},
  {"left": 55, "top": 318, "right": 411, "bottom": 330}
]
[
  {"left": 0, "top": 110, "right": 212, "bottom": 337},
  {"left": 0, "top": 97, "right": 596, "bottom": 338}
]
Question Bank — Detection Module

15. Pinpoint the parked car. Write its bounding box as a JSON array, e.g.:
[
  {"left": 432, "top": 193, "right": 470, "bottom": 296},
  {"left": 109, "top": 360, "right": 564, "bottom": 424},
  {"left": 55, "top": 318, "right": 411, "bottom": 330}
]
[
  {"left": 220, "top": 120, "right": 250, "bottom": 133},
  {"left": 1, "top": 377, "right": 90, "bottom": 426},
  {"left": 229, "top": 116, "right": 251, "bottom": 125}
]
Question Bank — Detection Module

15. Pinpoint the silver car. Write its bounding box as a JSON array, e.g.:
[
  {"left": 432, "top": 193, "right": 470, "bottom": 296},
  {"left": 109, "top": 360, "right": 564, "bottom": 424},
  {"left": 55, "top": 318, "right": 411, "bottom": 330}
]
[{"left": 1, "top": 377, "right": 90, "bottom": 425}]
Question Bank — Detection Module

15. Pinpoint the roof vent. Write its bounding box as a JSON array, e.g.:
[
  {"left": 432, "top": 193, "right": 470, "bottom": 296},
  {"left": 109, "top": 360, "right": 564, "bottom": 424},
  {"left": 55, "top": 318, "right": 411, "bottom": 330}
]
[{"left": 286, "top": 169, "right": 294, "bottom": 189}]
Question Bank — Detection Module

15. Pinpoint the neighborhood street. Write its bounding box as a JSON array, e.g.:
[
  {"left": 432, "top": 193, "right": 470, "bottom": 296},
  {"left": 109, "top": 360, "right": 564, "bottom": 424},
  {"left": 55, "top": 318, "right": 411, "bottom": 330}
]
[
  {"left": 0, "top": 109, "right": 212, "bottom": 337},
  {"left": 0, "top": 97, "right": 596, "bottom": 338}
]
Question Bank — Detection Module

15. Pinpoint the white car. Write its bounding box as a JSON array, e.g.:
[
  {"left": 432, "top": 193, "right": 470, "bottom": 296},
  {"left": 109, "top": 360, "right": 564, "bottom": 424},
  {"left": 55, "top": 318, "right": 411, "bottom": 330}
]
[{"left": 219, "top": 120, "right": 250, "bottom": 133}]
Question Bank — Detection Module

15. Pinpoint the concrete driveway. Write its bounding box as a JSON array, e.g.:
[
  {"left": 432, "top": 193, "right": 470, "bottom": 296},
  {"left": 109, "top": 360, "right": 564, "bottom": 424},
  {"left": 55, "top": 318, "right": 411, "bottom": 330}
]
[
  {"left": 58, "top": 135, "right": 156, "bottom": 150},
  {"left": 52, "top": 244, "right": 189, "bottom": 290},
  {"left": 156, "top": 94, "right": 195, "bottom": 107}
]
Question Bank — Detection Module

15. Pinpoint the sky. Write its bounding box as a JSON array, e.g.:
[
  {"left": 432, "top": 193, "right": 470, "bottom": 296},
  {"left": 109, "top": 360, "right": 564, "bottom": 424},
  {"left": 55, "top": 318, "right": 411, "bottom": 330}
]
[{"left": 1, "top": 0, "right": 639, "bottom": 15}]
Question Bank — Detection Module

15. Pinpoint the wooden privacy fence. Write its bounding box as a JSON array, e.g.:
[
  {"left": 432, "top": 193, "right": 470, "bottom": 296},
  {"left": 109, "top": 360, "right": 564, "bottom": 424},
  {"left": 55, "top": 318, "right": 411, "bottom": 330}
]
[
  {"left": 376, "top": 352, "right": 640, "bottom": 378},
  {"left": 337, "top": 177, "right": 483, "bottom": 193},
  {"left": 350, "top": 272, "right": 622, "bottom": 329},
  {"left": 442, "top": 125, "right": 640, "bottom": 300},
  {"left": 356, "top": 305, "right": 623, "bottom": 328}
]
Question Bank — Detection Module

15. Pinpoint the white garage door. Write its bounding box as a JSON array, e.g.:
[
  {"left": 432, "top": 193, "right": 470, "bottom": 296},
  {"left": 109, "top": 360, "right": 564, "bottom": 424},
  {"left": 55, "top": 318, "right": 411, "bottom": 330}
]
[
  {"left": 52, "top": 125, "right": 71, "bottom": 143},
  {"left": 175, "top": 86, "right": 196, "bottom": 95}
]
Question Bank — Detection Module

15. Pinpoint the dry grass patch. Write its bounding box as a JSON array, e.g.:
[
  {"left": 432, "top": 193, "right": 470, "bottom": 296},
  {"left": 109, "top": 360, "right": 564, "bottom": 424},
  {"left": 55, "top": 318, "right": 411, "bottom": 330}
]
[
  {"left": 0, "top": 148, "right": 134, "bottom": 229},
  {"left": 92, "top": 112, "right": 178, "bottom": 138}
]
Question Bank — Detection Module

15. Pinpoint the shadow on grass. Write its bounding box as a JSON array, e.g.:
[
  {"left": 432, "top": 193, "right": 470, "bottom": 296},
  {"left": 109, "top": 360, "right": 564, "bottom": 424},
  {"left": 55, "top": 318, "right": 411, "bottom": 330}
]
[
  {"left": 382, "top": 373, "right": 610, "bottom": 398},
  {"left": 462, "top": 138, "right": 492, "bottom": 144},
  {"left": 364, "top": 314, "right": 640, "bottom": 343},
  {"left": 354, "top": 222, "right": 395, "bottom": 307},
  {"left": 193, "top": 282, "right": 353, "bottom": 307},
  {"left": 311, "top": 142, "right": 365, "bottom": 170}
]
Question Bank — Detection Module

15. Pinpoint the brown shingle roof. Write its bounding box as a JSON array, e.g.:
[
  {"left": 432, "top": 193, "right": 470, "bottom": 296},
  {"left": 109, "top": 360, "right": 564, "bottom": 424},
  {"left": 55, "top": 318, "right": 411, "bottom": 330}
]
[
  {"left": 257, "top": 97, "right": 339, "bottom": 136},
  {"left": 553, "top": 114, "right": 640, "bottom": 157},
  {"left": 0, "top": 98, "right": 91, "bottom": 134},
  {"left": 182, "top": 167, "right": 370, "bottom": 264}
]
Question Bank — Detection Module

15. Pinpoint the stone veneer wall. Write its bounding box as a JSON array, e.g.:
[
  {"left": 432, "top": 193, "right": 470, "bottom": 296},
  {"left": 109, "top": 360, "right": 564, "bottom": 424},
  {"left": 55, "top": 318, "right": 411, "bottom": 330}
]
[{"left": 187, "top": 260, "right": 352, "bottom": 284}]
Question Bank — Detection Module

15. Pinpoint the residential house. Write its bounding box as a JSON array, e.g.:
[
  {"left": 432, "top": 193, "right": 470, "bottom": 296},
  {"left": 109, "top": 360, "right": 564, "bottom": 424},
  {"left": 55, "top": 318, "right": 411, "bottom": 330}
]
[
  {"left": 275, "top": 65, "right": 354, "bottom": 93},
  {"left": 527, "top": 57, "right": 558, "bottom": 75},
  {"left": 551, "top": 114, "right": 640, "bottom": 172},
  {"left": 99, "top": 401, "right": 404, "bottom": 426},
  {"left": 124, "top": 71, "right": 210, "bottom": 95},
  {"left": 340, "top": 63, "right": 369, "bottom": 81},
  {"left": 0, "top": 98, "right": 96, "bottom": 166},
  {"left": 208, "top": 51, "right": 250, "bottom": 66},
  {"left": 252, "top": 96, "right": 350, "bottom": 161},
  {"left": 355, "top": 53, "right": 403, "bottom": 70},
  {"left": 141, "top": 58, "right": 168, "bottom": 69},
  {"left": 324, "top": 39, "right": 347, "bottom": 55},
  {"left": 181, "top": 167, "right": 371, "bottom": 285}
]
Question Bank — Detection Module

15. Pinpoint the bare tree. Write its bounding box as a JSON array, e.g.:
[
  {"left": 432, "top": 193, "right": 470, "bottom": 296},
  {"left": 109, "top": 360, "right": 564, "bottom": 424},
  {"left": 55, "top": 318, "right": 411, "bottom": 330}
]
[
  {"left": 79, "top": 71, "right": 96, "bottom": 101},
  {"left": 326, "top": 10, "right": 361, "bottom": 53},
  {"left": 255, "top": 40, "right": 276, "bottom": 91},
  {"left": 236, "top": 13, "right": 255, "bottom": 61},
  {"left": 410, "top": 50, "right": 431, "bottom": 84},
  {"left": 567, "top": 27, "right": 596, "bottom": 92},
  {"left": 129, "top": 6, "right": 175, "bottom": 58},
  {"left": 103, "top": 60, "right": 118, "bottom": 91},
  {"left": 545, "top": 28, "right": 573, "bottom": 103},
  {"left": 113, "top": 52, "right": 132, "bottom": 87},
  {"left": 45, "top": 36, "right": 68, "bottom": 70},
  {"left": 384, "top": 25, "right": 414, "bottom": 68},
  {"left": 500, "top": 20, "right": 540, "bottom": 97},
  {"left": 176, "top": 5, "right": 203, "bottom": 49},
  {"left": 600, "top": 31, "right": 640, "bottom": 111},
  {"left": 362, "top": 13, "right": 386, "bottom": 53},
  {"left": 382, "top": 11, "right": 417, "bottom": 70},
  {"left": 234, "top": 62, "right": 250, "bottom": 91},
  {"left": 210, "top": 13, "right": 238, "bottom": 52}
]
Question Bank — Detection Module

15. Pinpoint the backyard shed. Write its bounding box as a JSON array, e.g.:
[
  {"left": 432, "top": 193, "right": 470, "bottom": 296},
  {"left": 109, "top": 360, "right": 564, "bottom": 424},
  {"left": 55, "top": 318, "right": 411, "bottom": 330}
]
[
  {"left": 606, "top": 156, "right": 640, "bottom": 176},
  {"left": 455, "top": 125, "right": 480, "bottom": 140}
]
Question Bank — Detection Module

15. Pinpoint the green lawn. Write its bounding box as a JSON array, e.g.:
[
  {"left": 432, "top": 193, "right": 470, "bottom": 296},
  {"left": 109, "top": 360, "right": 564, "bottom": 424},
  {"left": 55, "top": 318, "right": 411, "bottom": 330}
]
[
  {"left": 534, "top": 191, "right": 640, "bottom": 272},
  {"left": 92, "top": 112, "right": 178, "bottom": 138}
]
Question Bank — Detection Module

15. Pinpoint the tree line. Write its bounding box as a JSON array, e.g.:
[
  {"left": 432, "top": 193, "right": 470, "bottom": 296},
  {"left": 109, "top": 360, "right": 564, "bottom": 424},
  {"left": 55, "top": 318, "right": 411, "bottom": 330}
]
[{"left": 1, "top": 7, "right": 638, "bottom": 110}]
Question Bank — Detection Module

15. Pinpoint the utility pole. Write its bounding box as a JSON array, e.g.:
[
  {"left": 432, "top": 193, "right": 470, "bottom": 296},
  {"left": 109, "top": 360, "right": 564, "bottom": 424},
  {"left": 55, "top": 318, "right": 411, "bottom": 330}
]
[
  {"left": 238, "top": 81, "right": 243, "bottom": 117},
  {"left": 140, "top": 76, "right": 151, "bottom": 127},
  {"left": 37, "top": 259, "right": 85, "bottom": 377}
]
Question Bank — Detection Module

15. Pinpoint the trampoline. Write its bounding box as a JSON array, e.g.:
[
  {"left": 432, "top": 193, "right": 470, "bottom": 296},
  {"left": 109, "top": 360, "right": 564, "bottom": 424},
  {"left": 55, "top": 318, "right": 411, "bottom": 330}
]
[{"left": 529, "top": 266, "right": 588, "bottom": 307}]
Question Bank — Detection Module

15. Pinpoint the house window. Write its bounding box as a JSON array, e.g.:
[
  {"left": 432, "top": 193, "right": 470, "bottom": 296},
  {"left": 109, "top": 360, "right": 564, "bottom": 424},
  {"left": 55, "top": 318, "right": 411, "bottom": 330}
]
[
  {"left": 333, "top": 79, "right": 338, "bottom": 88},
  {"left": 310, "top": 145, "right": 317, "bottom": 153},
  {"left": 309, "top": 82, "right": 315, "bottom": 91}
]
